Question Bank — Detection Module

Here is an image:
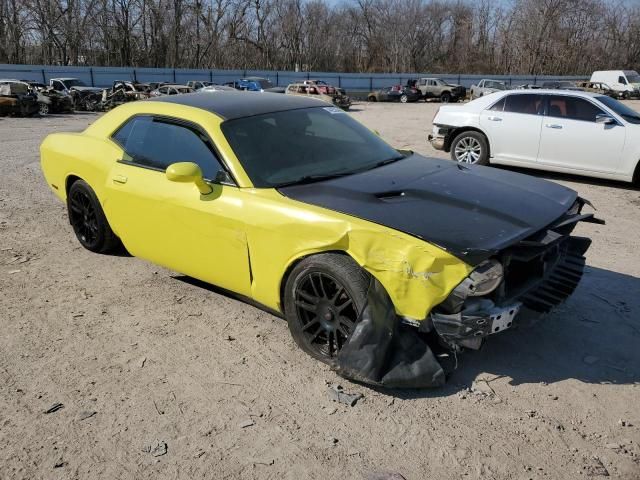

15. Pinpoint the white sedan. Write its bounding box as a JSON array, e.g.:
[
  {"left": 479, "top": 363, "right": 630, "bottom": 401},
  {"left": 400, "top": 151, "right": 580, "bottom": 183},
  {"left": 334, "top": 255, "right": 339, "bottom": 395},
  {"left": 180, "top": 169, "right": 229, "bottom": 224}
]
[{"left": 428, "top": 90, "right": 640, "bottom": 183}]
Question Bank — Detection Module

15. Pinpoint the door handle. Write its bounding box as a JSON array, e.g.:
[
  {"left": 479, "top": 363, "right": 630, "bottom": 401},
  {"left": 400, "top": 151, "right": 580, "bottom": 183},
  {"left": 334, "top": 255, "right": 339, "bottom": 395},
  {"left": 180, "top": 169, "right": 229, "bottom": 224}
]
[
  {"left": 545, "top": 124, "right": 563, "bottom": 129},
  {"left": 487, "top": 116, "right": 502, "bottom": 121},
  {"left": 113, "top": 175, "right": 128, "bottom": 184}
]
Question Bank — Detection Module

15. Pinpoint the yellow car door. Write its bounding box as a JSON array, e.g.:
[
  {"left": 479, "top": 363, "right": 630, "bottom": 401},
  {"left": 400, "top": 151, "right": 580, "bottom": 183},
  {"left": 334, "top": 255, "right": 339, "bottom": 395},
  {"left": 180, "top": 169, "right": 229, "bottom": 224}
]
[{"left": 103, "top": 114, "right": 252, "bottom": 296}]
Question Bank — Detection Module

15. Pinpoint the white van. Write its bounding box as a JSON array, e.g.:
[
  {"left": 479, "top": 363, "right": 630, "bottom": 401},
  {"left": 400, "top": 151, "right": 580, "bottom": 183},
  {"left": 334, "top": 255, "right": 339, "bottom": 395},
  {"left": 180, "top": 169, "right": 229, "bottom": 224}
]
[{"left": 590, "top": 70, "right": 640, "bottom": 98}]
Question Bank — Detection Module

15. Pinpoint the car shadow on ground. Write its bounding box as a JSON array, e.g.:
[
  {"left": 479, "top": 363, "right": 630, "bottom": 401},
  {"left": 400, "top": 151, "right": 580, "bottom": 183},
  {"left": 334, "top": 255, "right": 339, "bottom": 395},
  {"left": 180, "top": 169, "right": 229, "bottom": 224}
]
[
  {"left": 494, "top": 164, "right": 640, "bottom": 191},
  {"left": 175, "top": 264, "right": 639, "bottom": 398},
  {"left": 388, "top": 265, "right": 640, "bottom": 399}
]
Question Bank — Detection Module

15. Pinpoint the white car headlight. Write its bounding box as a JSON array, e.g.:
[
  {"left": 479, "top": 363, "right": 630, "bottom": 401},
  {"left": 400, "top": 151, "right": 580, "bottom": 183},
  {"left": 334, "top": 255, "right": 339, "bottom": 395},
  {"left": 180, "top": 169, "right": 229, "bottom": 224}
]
[{"left": 467, "top": 259, "right": 503, "bottom": 296}]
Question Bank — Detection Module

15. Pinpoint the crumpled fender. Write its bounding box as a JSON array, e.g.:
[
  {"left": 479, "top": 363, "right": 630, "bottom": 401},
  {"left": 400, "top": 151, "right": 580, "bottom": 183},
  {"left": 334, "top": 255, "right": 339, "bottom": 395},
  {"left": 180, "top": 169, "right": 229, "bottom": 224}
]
[
  {"left": 224, "top": 188, "right": 473, "bottom": 323},
  {"left": 345, "top": 230, "right": 473, "bottom": 321}
]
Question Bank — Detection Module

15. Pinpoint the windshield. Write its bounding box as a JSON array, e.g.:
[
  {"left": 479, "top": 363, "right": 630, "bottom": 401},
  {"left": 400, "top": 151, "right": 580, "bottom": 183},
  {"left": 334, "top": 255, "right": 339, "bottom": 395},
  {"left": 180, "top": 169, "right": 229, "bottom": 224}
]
[
  {"left": 221, "top": 107, "right": 404, "bottom": 187},
  {"left": 65, "top": 79, "right": 87, "bottom": 87},
  {"left": 597, "top": 95, "right": 640, "bottom": 124},
  {"left": 486, "top": 81, "right": 506, "bottom": 90},
  {"left": 626, "top": 74, "right": 640, "bottom": 84}
]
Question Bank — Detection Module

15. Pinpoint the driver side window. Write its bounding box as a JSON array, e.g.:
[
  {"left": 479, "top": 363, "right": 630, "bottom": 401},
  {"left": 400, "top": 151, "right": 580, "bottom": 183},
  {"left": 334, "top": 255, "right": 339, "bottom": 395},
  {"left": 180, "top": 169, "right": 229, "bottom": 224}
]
[{"left": 112, "top": 116, "right": 224, "bottom": 181}]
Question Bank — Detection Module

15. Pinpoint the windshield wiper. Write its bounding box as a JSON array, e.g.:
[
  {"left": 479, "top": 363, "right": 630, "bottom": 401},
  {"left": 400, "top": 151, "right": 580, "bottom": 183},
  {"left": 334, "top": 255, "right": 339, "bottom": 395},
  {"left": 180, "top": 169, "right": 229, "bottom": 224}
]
[
  {"left": 373, "top": 155, "right": 405, "bottom": 168},
  {"left": 276, "top": 171, "right": 353, "bottom": 187},
  {"left": 276, "top": 155, "right": 406, "bottom": 188}
]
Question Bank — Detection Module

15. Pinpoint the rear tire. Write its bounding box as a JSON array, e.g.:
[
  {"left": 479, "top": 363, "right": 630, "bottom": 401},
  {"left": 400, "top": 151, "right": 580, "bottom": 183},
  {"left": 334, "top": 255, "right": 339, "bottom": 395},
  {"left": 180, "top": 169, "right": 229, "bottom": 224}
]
[
  {"left": 67, "top": 179, "right": 119, "bottom": 253},
  {"left": 284, "top": 254, "right": 370, "bottom": 364},
  {"left": 450, "top": 131, "right": 489, "bottom": 166}
]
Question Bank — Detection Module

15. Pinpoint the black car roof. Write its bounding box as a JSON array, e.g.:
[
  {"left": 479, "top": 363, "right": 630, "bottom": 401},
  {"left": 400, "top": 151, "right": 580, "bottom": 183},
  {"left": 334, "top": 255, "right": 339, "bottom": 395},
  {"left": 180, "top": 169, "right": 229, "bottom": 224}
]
[{"left": 148, "top": 91, "right": 326, "bottom": 120}]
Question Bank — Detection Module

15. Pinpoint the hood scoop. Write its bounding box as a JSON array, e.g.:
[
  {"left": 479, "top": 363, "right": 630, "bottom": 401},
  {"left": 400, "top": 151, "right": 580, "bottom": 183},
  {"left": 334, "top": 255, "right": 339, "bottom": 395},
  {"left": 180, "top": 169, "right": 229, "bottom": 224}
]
[{"left": 374, "top": 190, "right": 408, "bottom": 202}]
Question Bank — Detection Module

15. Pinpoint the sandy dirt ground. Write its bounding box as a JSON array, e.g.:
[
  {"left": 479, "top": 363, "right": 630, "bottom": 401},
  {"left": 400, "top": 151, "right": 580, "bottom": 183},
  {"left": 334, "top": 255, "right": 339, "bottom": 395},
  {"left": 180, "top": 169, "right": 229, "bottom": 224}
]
[{"left": 1, "top": 100, "right": 639, "bottom": 480}]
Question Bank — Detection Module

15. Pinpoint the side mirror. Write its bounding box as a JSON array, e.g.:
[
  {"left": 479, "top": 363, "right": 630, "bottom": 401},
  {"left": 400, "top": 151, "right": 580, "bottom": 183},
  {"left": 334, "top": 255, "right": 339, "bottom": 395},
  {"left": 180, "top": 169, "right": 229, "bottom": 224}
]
[
  {"left": 166, "top": 162, "right": 212, "bottom": 195},
  {"left": 595, "top": 114, "right": 616, "bottom": 125}
]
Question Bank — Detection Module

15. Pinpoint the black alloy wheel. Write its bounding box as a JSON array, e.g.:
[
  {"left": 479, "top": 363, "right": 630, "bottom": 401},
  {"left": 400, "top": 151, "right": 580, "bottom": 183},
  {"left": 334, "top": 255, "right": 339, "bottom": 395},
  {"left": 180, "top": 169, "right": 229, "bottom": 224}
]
[
  {"left": 67, "top": 179, "right": 119, "bottom": 253},
  {"left": 294, "top": 272, "right": 358, "bottom": 358},
  {"left": 69, "top": 188, "right": 99, "bottom": 249},
  {"left": 284, "top": 254, "right": 369, "bottom": 363}
]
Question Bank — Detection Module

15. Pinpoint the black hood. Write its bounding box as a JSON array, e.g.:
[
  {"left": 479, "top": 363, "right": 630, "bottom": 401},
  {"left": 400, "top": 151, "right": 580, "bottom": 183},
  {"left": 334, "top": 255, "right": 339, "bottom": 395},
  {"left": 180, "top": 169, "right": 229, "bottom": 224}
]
[{"left": 278, "top": 154, "right": 577, "bottom": 266}]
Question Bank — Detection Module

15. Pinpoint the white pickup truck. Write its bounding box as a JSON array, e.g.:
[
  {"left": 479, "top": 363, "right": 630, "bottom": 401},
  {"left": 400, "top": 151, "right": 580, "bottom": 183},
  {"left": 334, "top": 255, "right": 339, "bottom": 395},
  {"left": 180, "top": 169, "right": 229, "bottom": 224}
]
[{"left": 469, "top": 79, "right": 508, "bottom": 100}]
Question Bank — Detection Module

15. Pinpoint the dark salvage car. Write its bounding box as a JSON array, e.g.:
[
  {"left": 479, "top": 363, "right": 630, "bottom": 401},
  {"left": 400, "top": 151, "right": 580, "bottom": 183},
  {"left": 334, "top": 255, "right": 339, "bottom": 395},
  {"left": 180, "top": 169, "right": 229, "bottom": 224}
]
[
  {"left": 98, "top": 80, "right": 151, "bottom": 110},
  {"left": 0, "top": 80, "right": 39, "bottom": 116},
  {"left": 23, "top": 81, "right": 74, "bottom": 115},
  {"left": 40, "top": 92, "right": 600, "bottom": 388}
]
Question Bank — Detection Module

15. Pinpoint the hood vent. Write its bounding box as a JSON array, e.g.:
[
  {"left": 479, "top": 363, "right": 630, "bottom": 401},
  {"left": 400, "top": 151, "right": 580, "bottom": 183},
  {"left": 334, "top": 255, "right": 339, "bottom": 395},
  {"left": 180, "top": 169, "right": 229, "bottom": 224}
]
[{"left": 374, "top": 190, "right": 407, "bottom": 202}]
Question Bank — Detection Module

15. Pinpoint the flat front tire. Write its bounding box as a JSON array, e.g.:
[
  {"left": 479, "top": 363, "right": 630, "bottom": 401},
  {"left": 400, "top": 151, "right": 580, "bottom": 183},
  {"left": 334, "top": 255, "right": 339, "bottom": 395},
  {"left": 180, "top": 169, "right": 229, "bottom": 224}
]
[
  {"left": 284, "top": 254, "right": 369, "bottom": 364},
  {"left": 67, "top": 179, "right": 119, "bottom": 253},
  {"left": 450, "top": 131, "right": 489, "bottom": 166}
]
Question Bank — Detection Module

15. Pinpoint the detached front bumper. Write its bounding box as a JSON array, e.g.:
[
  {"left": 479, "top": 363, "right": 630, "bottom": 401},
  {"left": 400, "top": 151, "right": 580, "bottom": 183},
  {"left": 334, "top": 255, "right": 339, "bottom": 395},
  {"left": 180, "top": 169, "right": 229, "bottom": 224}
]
[{"left": 427, "top": 201, "right": 602, "bottom": 350}]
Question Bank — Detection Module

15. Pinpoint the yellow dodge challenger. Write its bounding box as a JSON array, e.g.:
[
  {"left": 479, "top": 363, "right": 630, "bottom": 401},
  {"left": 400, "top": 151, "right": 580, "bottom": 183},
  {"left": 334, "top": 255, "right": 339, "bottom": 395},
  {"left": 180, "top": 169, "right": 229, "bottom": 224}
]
[{"left": 40, "top": 92, "right": 598, "bottom": 387}]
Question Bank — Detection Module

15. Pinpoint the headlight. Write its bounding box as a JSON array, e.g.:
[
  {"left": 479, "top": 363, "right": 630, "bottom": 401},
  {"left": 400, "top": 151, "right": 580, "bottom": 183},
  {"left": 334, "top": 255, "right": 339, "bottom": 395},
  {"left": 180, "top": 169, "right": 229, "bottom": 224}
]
[{"left": 467, "top": 259, "right": 503, "bottom": 296}]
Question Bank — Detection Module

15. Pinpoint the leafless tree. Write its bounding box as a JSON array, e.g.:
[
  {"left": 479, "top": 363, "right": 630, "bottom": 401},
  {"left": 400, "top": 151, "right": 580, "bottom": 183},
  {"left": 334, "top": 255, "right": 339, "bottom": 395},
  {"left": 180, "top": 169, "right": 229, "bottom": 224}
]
[{"left": 1, "top": 0, "right": 638, "bottom": 74}]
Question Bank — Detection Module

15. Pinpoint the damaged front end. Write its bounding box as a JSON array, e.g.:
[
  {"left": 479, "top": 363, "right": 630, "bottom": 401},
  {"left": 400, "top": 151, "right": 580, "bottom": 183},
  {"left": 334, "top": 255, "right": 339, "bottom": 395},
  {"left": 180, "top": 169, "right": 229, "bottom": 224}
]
[
  {"left": 428, "top": 198, "right": 601, "bottom": 351},
  {"left": 335, "top": 198, "right": 602, "bottom": 388}
]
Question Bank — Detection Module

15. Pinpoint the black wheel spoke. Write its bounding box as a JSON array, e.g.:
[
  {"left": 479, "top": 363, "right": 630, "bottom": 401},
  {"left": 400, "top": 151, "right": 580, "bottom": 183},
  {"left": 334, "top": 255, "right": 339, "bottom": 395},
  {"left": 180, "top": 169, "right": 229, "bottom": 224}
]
[
  {"left": 294, "top": 271, "right": 360, "bottom": 359},
  {"left": 309, "top": 327, "right": 325, "bottom": 344},
  {"left": 337, "top": 298, "right": 353, "bottom": 313},
  {"left": 302, "top": 320, "right": 320, "bottom": 332},
  {"left": 308, "top": 274, "right": 321, "bottom": 297},
  {"left": 298, "top": 290, "right": 319, "bottom": 304},
  {"left": 330, "top": 286, "right": 344, "bottom": 304},
  {"left": 295, "top": 300, "right": 316, "bottom": 313}
]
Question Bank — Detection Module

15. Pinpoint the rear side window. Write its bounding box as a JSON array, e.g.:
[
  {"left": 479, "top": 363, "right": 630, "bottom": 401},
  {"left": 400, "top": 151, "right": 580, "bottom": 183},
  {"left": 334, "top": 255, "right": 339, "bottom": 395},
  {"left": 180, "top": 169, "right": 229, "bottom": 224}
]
[
  {"left": 504, "top": 94, "right": 543, "bottom": 115},
  {"left": 112, "top": 116, "right": 223, "bottom": 180},
  {"left": 546, "top": 95, "right": 605, "bottom": 122}
]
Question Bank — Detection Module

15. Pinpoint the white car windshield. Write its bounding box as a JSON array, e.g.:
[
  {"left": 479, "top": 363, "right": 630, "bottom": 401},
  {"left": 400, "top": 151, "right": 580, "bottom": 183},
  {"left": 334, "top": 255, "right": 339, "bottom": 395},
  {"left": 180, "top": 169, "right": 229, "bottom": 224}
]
[
  {"left": 486, "top": 81, "right": 506, "bottom": 90},
  {"left": 597, "top": 96, "right": 640, "bottom": 124}
]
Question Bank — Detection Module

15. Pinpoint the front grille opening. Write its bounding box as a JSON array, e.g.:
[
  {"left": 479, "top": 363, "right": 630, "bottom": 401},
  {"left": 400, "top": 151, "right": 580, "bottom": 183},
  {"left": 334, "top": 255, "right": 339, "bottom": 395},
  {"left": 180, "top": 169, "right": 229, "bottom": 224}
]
[{"left": 503, "top": 246, "right": 560, "bottom": 299}]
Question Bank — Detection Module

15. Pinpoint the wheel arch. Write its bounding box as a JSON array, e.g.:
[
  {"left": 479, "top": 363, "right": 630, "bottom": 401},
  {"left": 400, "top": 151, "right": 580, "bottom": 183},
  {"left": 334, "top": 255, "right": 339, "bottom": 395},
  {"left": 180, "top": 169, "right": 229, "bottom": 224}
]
[
  {"left": 444, "top": 126, "right": 490, "bottom": 156},
  {"left": 633, "top": 160, "right": 640, "bottom": 184},
  {"left": 65, "top": 174, "right": 82, "bottom": 195}
]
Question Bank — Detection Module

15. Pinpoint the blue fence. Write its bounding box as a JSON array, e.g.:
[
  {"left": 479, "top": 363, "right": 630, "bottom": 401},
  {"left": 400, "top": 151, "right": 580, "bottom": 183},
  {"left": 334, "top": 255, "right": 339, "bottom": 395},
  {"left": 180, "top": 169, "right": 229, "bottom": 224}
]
[{"left": 0, "top": 63, "right": 587, "bottom": 91}]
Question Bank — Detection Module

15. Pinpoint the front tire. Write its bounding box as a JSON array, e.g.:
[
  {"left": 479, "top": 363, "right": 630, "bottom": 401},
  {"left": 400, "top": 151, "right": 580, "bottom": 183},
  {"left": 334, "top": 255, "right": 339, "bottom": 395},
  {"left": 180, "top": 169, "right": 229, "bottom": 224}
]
[
  {"left": 441, "top": 92, "right": 451, "bottom": 103},
  {"left": 39, "top": 102, "right": 49, "bottom": 115},
  {"left": 67, "top": 179, "right": 119, "bottom": 253},
  {"left": 284, "top": 254, "right": 369, "bottom": 364},
  {"left": 400, "top": 94, "right": 408, "bottom": 103},
  {"left": 450, "top": 131, "right": 489, "bottom": 165}
]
